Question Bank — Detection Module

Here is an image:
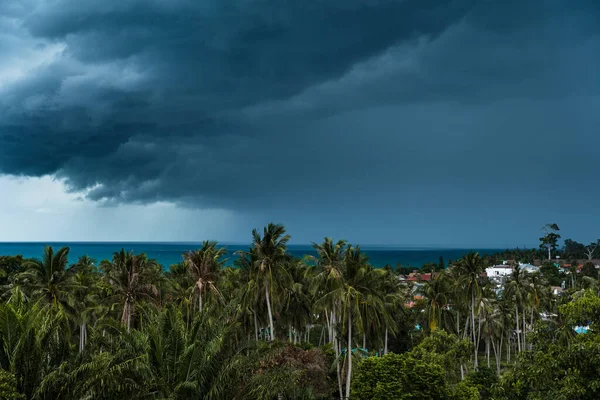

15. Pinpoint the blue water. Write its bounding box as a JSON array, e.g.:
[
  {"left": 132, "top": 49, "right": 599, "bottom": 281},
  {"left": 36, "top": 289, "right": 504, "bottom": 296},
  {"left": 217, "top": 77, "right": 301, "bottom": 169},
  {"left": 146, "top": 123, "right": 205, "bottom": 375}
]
[{"left": 0, "top": 242, "right": 503, "bottom": 268}]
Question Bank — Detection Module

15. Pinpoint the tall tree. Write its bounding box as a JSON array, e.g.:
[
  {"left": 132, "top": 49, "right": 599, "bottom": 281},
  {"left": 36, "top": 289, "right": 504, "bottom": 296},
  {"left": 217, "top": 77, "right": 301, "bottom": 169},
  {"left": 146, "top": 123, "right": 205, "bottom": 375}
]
[
  {"left": 183, "top": 241, "right": 227, "bottom": 312},
  {"left": 18, "top": 246, "right": 77, "bottom": 314},
  {"left": 251, "top": 223, "right": 291, "bottom": 341},
  {"left": 101, "top": 250, "right": 160, "bottom": 331},
  {"left": 453, "top": 252, "right": 485, "bottom": 368},
  {"left": 540, "top": 223, "right": 561, "bottom": 260}
]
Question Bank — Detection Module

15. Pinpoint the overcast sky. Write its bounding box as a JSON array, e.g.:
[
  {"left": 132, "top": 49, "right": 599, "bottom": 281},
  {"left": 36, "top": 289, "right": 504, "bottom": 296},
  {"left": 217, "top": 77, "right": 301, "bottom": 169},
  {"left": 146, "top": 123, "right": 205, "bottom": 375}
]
[{"left": 1, "top": 0, "right": 599, "bottom": 246}]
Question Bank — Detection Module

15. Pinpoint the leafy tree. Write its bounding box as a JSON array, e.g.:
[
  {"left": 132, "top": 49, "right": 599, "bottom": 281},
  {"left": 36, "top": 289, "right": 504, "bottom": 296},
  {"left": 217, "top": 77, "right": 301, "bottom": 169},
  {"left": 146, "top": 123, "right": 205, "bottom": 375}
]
[
  {"left": 581, "top": 262, "right": 598, "bottom": 279},
  {"left": 540, "top": 223, "right": 561, "bottom": 260},
  {"left": 351, "top": 353, "right": 451, "bottom": 400},
  {"left": 0, "top": 369, "right": 24, "bottom": 399}
]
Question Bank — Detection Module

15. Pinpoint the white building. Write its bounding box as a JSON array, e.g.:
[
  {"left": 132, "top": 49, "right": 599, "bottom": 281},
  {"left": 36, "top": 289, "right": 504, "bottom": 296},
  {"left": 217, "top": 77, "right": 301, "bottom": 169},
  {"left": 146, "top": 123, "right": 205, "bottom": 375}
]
[{"left": 485, "top": 265, "right": 513, "bottom": 282}]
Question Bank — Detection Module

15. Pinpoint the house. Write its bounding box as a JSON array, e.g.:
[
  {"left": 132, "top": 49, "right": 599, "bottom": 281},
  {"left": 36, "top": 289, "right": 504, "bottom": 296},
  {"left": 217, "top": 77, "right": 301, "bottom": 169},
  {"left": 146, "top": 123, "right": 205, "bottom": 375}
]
[
  {"left": 485, "top": 265, "right": 513, "bottom": 282},
  {"left": 551, "top": 286, "right": 563, "bottom": 296}
]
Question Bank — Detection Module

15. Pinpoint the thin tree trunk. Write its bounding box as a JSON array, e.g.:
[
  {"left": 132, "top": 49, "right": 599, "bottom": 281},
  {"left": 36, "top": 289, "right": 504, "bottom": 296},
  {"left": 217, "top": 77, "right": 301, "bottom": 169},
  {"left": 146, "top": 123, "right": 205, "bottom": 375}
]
[
  {"left": 491, "top": 338, "right": 500, "bottom": 375},
  {"left": 471, "top": 291, "right": 478, "bottom": 368},
  {"left": 289, "top": 324, "right": 293, "bottom": 342},
  {"left": 336, "top": 336, "right": 343, "bottom": 400},
  {"left": 515, "top": 305, "right": 521, "bottom": 352},
  {"left": 486, "top": 337, "right": 490, "bottom": 367},
  {"left": 521, "top": 310, "right": 527, "bottom": 350},
  {"left": 254, "top": 311, "right": 259, "bottom": 341},
  {"left": 198, "top": 292, "right": 203, "bottom": 312},
  {"left": 319, "top": 325, "right": 325, "bottom": 347},
  {"left": 79, "top": 323, "right": 85, "bottom": 353},
  {"left": 384, "top": 327, "right": 388, "bottom": 355},
  {"left": 463, "top": 312, "right": 470, "bottom": 340},
  {"left": 265, "top": 283, "right": 275, "bottom": 341},
  {"left": 345, "top": 312, "right": 352, "bottom": 400},
  {"left": 363, "top": 333, "right": 366, "bottom": 350}
]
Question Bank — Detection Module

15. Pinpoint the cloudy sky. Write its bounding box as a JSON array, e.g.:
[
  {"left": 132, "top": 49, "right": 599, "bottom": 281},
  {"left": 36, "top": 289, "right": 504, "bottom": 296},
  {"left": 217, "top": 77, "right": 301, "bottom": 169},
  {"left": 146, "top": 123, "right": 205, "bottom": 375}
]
[{"left": 1, "top": 0, "right": 599, "bottom": 246}]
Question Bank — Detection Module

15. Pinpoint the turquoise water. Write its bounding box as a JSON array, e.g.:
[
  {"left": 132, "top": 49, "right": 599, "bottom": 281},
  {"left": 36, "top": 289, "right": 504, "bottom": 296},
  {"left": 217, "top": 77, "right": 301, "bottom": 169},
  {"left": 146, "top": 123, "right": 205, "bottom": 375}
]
[{"left": 0, "top": 242, "right": 502, "bottom": 268}]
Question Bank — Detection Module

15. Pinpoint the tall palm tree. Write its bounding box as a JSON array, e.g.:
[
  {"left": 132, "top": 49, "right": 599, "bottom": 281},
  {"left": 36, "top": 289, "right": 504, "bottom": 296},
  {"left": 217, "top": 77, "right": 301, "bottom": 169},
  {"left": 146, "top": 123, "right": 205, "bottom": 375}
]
[
  {"left": 504, "top": 264, "right": 530, "bottom": 352},
  {"left": 318, "top": 245, "right": 386, "bottom": 399},
  {"left": 453, "top": 252, "right": 485, "bottom": 367},
  {"left": 422, "top": 271, "right": 451, "bottom": 332},
  {"left": 101, "top": 250, "right": 160, "bottom": 331},
  {"left": 183, "top": 241, "right": 227, "bottom": 313},
  {"left": 251, "top": 223, "right": 291, "bottom": 341},
  {"left": 18, "top": 246, "right": 76, "bottom": 312},
  {"left": 309, "top": 238, "right": 347, "bottom": 345}
]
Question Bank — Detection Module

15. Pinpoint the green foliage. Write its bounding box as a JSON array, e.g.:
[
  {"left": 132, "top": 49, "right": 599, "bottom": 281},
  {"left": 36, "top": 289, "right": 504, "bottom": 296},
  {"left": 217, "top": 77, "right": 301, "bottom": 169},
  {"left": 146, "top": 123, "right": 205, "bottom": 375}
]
[
  {"left": 351, "top": 353, "right": 451, "bottom": 400},
  {"left": 5, "top": 225, "right": 600, "bottom": 398},
  {"left": 499, "top": 335, "right": 600, "bottom": 400},
  {"left": 411, "top": 330, "right": 473, "bottom": 384},
  {"left": 0, "top": 369, "right": 24, "bottom": 399},
  {"left": 560, "top": 289, "right": 600, "bottom": 329},
  {"left": 453, "top": 381, "right": 481, "bottom": 400},
  {"left": 581, "top": 262, "right": 598, "bottom": 279},
  {"left": 540, "top": 262, "right": 564, "bottom": 286},
  {"left": 465, "top": 367, "right": 498, "bottom": 399}
]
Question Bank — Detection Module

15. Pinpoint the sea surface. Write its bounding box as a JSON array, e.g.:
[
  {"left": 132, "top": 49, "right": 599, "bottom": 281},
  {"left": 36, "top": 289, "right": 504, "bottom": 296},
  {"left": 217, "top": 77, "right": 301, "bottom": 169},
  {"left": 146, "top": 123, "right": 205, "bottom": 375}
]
[{"left": 0, "top": 242, "right": 504, "bottom": 268}]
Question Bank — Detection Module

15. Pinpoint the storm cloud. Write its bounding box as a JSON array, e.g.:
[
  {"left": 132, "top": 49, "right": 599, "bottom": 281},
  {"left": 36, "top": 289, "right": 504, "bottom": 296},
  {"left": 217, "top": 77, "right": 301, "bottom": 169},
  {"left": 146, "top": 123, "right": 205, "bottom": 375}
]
[{"left": 1, "top": 0, "right": 600, "bottom": 245}]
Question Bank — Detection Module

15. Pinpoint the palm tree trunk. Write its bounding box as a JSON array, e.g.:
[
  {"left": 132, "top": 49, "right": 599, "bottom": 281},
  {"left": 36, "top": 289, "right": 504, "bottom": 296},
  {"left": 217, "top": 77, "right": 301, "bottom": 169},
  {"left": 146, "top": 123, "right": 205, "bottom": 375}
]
[
  {"left": 319, "top": 325, "right": 325, "bottom": 346},
  {"left": 463, "top": 312, "right": 470, "bottom": 340},
  {"left": 198, "top": 292, "right": 203, "bottom": 312},
  {"left": 345, "top": 312, "right": 352, "bottom": 400},
  {"left": 486, "top": 337, "right": 490, "bottom": 367},
  {"left": 471, "top": 291, "right": 478, "bottom": 368},
  {"left": 254, "top": 311, "right": 259, "bottom": 341},
  {"left": 515, "top": 305, "right": 521, "bottom": 352},
  {"left": 362, "top": 333, "right": 366, "bottom": 350},
  {"left": 336, "top": 336, "right": 343, "bottom": 400},
  {"left": 384, "top": 327, "right": 388, "bottom": 355},
  {"left": 127, "top": 303, "right": 132, "bottom": 332},
  {"left": 79, "top": 323, "right": 85, "bottom": 353},
  {"left": 265, "top": 283, "right": 275, "bottom": 341},
  {"left": 522, "top": 310, "right": 526, "bottom": 350},
  {"left": 491, "top": 338, "right": 500, "bottom": 375}
]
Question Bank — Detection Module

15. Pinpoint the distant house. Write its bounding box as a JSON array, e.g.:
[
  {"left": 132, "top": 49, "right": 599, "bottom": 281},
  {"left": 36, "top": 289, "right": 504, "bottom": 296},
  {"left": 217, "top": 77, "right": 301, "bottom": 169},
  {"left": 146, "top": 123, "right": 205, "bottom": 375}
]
[
  {"left": 405, "top": 272, "right": 433, "bottom": 282},
  {"left": 551, "top": 286, "right": 563, "bottom": 296},
  {"left": 521, "top": 263, "right": 540, "bottom": 273},
  {"left": 485, "top": 265, "right": 513, "bottom": 282}
]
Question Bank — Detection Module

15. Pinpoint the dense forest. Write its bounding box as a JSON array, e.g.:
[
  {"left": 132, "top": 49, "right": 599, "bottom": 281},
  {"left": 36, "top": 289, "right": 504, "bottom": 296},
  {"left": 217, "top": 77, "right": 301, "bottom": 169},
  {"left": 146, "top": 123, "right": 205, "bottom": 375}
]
[{"left": 0, "top": 223, "right": 600, "bottom": 399}]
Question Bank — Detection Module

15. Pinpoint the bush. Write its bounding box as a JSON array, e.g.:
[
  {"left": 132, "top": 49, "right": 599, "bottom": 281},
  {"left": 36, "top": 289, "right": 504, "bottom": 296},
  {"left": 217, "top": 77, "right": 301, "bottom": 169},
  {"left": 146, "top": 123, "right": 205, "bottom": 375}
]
[
  {"left": 0, "top": 369, "right": 24, "bottom": 400},
  {"left": 351, "top": 353, "right": 451, "bottom": 400}
]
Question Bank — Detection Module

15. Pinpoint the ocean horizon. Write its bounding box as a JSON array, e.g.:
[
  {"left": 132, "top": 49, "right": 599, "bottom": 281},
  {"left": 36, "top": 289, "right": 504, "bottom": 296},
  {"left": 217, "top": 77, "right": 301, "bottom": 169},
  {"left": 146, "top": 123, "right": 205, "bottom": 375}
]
[{"left": 0, "top": 242, "right": 515, "bottom": 268}]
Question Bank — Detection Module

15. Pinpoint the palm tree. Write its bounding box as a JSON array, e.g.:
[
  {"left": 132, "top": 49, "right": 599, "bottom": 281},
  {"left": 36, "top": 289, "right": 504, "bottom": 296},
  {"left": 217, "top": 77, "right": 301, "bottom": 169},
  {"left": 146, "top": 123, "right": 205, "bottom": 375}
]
[
  {"left": 504, "top": 264, "right": 530, "bottom": 352},
  {"left": 18, "top": 246, "right": 76, "bottom": 312},
  {"left": 309, "top": 238, "right": 347, "bottom": 345},
  {"left": 183, "top": 241, "right": 227, "bottom": 313},
  {"left": 101, "top": 250, "right": 160, "bottom": 331},
  {"left": 250, "top": 223, "right": 291, "bottom": 341},
  {"left": 453, "top": 252, "right": 485, "bottom": 367},
  {"left": 318, "top": 245, "right": 386, "bottom": 399},
  {"left": 422, "top": 272, "right": 451, "bottom": 332}
]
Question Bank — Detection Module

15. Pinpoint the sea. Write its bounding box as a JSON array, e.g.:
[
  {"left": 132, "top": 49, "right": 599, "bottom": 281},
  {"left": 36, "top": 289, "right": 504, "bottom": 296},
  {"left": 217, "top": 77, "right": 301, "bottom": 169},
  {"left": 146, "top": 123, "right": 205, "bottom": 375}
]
[{"left": 0, "top": 242, "right": 504, "bottom": 269}]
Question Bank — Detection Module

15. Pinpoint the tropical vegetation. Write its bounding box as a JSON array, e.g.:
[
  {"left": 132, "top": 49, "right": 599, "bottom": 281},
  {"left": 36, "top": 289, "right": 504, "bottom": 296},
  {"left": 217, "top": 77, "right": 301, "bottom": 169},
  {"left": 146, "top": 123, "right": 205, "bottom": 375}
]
[{"left": 0, "top": 223, "right": 599, "bottom": 399}]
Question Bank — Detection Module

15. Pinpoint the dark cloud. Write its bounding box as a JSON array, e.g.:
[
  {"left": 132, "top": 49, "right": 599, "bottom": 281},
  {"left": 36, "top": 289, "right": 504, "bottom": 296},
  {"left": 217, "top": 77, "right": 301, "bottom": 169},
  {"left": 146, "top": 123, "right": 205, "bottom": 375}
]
[{"left": 1, "top": 0, "right": 600, "bottom": 245}]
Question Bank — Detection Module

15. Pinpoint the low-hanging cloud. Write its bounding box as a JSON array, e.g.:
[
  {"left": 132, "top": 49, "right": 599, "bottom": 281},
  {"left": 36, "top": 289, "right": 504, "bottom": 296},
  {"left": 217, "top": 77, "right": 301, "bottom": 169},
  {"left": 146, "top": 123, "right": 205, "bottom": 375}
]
[{"left": 1, "top": 0, "right": 600, "bottom": 243}]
